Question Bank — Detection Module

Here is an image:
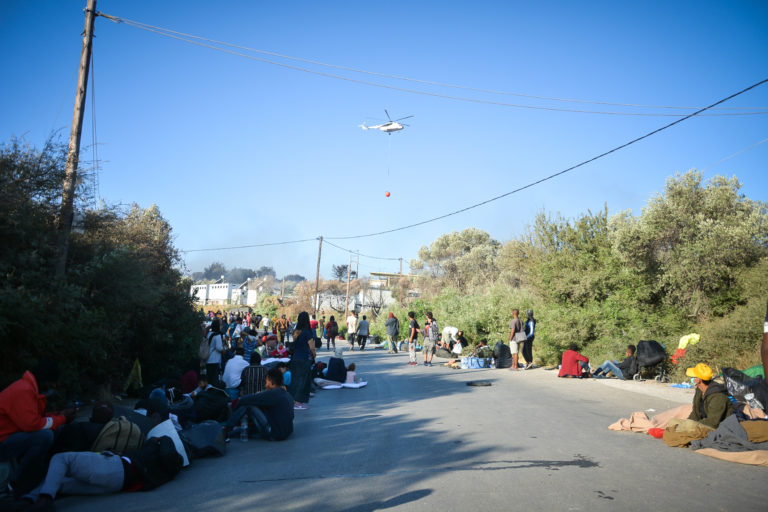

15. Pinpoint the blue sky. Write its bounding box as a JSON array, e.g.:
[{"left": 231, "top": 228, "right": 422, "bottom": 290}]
[{"left": 2, "top": 0, "right": 767, "bottom": 280}]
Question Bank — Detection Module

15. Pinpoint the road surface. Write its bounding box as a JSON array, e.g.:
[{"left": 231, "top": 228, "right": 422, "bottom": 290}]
[{"left": 60, "top": 350, "right": 765, "bottom": 511}]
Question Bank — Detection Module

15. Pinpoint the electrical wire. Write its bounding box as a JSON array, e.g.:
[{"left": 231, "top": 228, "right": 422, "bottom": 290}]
[
  {"left": 97, "top": 12, "right": 767, "bottom": 118},
  {"left": 700, "top": 137, "right": 768, "bottom": 171},
  {"left": 181, "top": 237, "right": 318, "bottom": 253},
  {"left": 323, "top": 239, "right": 401, "bottom": 261},
  {"left": 326, "top": 77, "right": 768, "bottom": 241}
]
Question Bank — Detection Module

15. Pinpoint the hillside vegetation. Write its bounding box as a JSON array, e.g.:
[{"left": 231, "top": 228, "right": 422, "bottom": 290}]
[{"left": 371, "top": 171, "right": 767, "bottom": 379}]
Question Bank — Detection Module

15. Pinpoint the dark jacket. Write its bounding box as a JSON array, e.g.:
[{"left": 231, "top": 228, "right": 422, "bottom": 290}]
[
  {"left": 688, "top": 382, "right": 733, "bottom": 429},
  {"left": 325, "top": 357, "right": 347, "bottom": 383},
  {"left": 616, "top": 355, "right": 639, "bottom": 380}
]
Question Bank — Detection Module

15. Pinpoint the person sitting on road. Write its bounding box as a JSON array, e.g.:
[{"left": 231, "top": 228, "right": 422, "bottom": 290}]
[
  {"left": 345, "top": 363, "right": 358, "bottom": 384},
  {"left": 0, "top": 359, "right": 76, "bottom": 499},
  {"left": 592, "top": 345, "right": 638, "bottom": 380},
  {"left": 240, "top": 351, "right": 267, "bottom": 396},
  {"left": 226, "top": 368, "right": 295, "bottom": 441},
  {"left": 222, "top": 347, "right": 250, "bottom": 400},
  {"left": 473, "top": 339, "right": 493, "bottom": 359},
  {"left": 324, "top": 349, "right": 347, "bottom": 383},
  {"left": 558, "top": 344, "right": 590, "bottom": 378},
  {"left": 493, "top": 340, "right": 513, "bottom": 369},
  {"left": 685, "top": 363, "right": 733, "bottom": 429}
]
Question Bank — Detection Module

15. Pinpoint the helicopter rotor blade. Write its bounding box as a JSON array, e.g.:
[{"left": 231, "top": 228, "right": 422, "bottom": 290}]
[
  {"left": 394, "top": 115, "right": 414, "bottom": 121},
  {"left": 384, "top": 109, "right": 393, "bottom": 122}
]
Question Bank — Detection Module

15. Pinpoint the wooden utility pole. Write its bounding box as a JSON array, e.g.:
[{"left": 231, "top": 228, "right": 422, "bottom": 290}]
[
  {"left": 399, "top": 257, "right": 403, "bottom": 277},
  {"left": 280, "top": 277, "right": 285, "bottom": 299},
  {"left": 55, "top": 0, "right": 98, "bottom": 279},
  {"left": 343, "top": 253, "right": 352, "bottom": 321},
  {"left": 313, "top": 236, "right": 323, "bottom": 314}
]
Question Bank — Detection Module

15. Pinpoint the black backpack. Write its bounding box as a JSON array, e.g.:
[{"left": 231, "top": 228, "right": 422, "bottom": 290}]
[{"left": 130, "top": 435, "right": 183, "bottom": 491}]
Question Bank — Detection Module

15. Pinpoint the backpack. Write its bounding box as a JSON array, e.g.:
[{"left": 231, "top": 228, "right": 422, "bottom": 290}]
[
  {"left": 131, "top": 435, "right": 183, "bottom": 491},
  {"left": 91, "top": 416, "right": 145, "bottom": 454},
  {"left": 198, "top": 331, "right": 215, "bottom": 361},
  {"left": 429, "top": 321, "right": 439, "bottom": 341},
  {"left": 327, "top": 321, "right": 339, "bottom": 337},
  {"left": 193, "top": 387, "right": 231, "bottom": 423}
]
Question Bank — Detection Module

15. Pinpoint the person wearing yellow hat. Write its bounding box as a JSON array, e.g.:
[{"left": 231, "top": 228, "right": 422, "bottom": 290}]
[{"left": 685, "top": 363, "right": 732, "bottom": 429}]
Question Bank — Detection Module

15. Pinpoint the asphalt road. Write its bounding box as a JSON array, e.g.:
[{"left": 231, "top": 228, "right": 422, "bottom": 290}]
[{"left": 60, "top": 350, "right": 765, "bottom": 512}]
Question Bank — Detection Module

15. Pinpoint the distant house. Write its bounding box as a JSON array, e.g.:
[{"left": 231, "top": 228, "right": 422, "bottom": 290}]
[{"left": 191, "top": 277, "right": 268, "bottom": 306}]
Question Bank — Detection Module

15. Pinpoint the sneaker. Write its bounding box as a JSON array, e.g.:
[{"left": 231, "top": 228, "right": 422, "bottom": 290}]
[{"left": 294, "top": 403, "right": 308, "bottom": 410}]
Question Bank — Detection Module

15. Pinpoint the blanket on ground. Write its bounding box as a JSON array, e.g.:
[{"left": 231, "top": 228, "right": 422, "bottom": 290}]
[
  {"left": 692, "top": 415, "right": 768, "bottom": 466},
  {"left": 608, "top": 404, "right": 692, "bottom": 433}
]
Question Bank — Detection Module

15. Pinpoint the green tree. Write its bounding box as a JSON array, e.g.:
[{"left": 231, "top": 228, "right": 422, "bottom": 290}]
[
  {"left": 410, "top": 228, "right": 501, "bottom": 290},
  {"left": 613, "top": 171, "right": 768, "bottom": 316},
  {"left": 203, "top": 261, "right": 227, "bottom": 281}
]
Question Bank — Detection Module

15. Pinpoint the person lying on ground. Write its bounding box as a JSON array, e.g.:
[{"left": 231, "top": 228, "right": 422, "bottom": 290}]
[
  {"left": 22, "top": 435, "right": 183, "bottom": 509},
  {"left": 222, "top": 347, "right": 250, "bottom": 401},
  {"left": 227, "top": 368, "right": 294, "bottom": 441},
  {"left": 493, "top": 340, "right": 513, "bottom": 369},
  {"left": 592, "top": 345, "right": 638, "bottom": 380},
  {"left": 558, "top": 344, "right": 590, "bottom": 378},
  {"left": 240, "top": 351, "right": 267, "bottom": 396},
  {"left": 686, "top": 363, "right": 733, "bottom": 429},
  {"left": 0, "top": 359, "right": 76, "bottom": 498}
]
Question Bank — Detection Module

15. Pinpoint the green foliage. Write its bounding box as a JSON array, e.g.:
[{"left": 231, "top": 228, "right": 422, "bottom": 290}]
[
  {"left": 0, "top": 139, "right": 200, "bottom": 395},
  {"left": 388, "top": 171, "right": 767, "bottom": 370}
]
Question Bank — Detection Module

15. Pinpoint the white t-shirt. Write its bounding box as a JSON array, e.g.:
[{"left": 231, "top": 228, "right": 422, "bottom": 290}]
[
  {"left": 221, "top": 355, "right": 250, "bottom": 389},
  {"left": 442, "top": 326, "right": 459, "bottom": 343},
  {"left": 262, "top": 317, "right": 270, "bottom": 327},
  {"left": 347, "top": 315, "right": 357, "bottom": 334}
]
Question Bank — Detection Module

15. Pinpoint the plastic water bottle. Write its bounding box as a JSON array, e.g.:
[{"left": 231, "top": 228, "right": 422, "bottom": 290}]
[
  {"left": 745, "top": 393, "right": 764, "bottom": 411},
  {"left": 240, "top": 417, "right": 248, "bottom": 442}
]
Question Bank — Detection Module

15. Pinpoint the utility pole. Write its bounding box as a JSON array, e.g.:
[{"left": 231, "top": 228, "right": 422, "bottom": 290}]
[
  {"left": 344, "top": 253, "right": 352, "bottom": 321},
  {"left": 313, "top": 236, "right": 323, "bottom": 315},
  {"left": 55, "top": 0, "right": 97, "bottom": 279},
  {"left": 280, "top": 277, "right": 285, "bottom": 300},
  {"left": 399, "top": 257, "right": 403, "bottom": 277}
]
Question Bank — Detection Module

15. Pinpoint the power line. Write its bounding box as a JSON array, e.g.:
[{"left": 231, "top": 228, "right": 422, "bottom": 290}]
[
  {"left": 181, "top": 237, "right": 318, "bottom": 253},
  {"left": 326, "top": 78, "right": 768, "bottom": 241},
  {"left": 323, "top": 239, "right": 400, "bottom": 261},
  {"left": 700, "top": 137, "right": 768, "bottom": 171},
  {"left": 98, "top": 12, "right": 767, "bottom": 118}
]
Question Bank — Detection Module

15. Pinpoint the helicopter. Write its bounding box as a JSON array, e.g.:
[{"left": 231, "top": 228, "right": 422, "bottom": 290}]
[{"left": 360, "top": 110, "right": 413, "bottom": 134}]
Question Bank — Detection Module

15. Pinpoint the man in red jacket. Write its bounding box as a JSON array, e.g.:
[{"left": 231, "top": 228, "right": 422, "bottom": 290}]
[
  {"left": 558, "top": 344, "right": 590, "bottom": 378},
  {"left": 0, "top": 359, "right": 74, "bottom": 498}
]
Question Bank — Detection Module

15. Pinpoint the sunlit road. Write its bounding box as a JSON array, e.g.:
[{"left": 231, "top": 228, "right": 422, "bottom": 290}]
[{"left": 61, "top": 350, "right": 765, "bottom": 512}]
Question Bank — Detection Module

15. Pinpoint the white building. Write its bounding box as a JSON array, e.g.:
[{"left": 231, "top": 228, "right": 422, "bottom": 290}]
[{"left": 190, "top": 282, "right": 236, "bottom": 305}]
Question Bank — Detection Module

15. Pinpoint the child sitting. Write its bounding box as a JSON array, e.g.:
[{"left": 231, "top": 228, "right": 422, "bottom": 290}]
[{"left": 345, "top": 363, "right": 358, "bottom": 384}]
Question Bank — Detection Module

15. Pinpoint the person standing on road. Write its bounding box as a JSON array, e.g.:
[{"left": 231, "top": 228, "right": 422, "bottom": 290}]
[
  {"left": 522, "top": 309, "right": 537, "bottom": 369},
  {"left": 357, "top": 315, "right": 370, "bottom": 350},
  {"left": 508, "top": 309, "right": 525, "bottom": 371},
  {"left": 325, "top": 316, "right": 339, "bottom": 351},
  {"left": 261, "top": 314, "right": 270, "bottom": 335},
  {"left": 407, "top": 312, "right": 419, "bottom": 365},
  {"left": 422, "top": 312, "right": 438, "bottom": 366},
  {"left": 287, "top": 312, "right": 316, "bottom": 410},
  {"left": 206, "top": 317, "right": 225, "bottom": 385},
  {"left": 276, "top": 315, "right": 289, "bottom": 344},
  {"left": 385, "top": 312, "right": 400, "bottom": 353},
  {"left": 346, "top": 311, "right": 358, "bottom": 351}
]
